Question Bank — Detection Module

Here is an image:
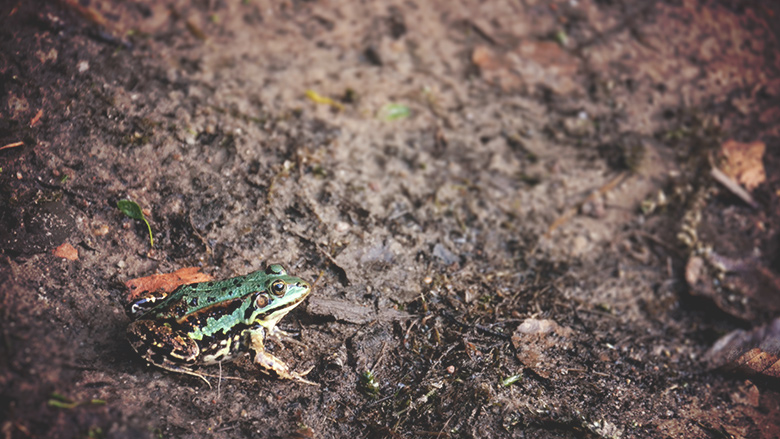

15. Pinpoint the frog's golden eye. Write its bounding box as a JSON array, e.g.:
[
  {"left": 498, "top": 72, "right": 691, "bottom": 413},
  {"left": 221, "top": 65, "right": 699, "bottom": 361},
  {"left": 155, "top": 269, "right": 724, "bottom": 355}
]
[
  {"left": 270, "top": 280, "right": 287, "bottom": 297},
  {"left": 255, "top": 294, "right": 269, "bottom": 308}
]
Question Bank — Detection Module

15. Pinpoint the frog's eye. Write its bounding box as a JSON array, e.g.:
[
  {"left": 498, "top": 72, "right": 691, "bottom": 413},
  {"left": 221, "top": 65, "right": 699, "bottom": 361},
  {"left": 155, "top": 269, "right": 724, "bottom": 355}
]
[
  {"left": 255, "top": 294, "right": 270, "bottom": 308},
  {"left": 270, "top": 280, "right": 287, "bottom": 297}
]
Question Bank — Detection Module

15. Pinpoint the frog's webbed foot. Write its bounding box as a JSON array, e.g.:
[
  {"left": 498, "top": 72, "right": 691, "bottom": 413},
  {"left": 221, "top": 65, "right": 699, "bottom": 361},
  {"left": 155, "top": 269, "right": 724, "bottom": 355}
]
[
  {"left": 270, "top": 326, "right": 296, "bottom": 338},
  {"left": 291, "top": 365, "right": 317, "bottom": 386},
  {"left": 248, "top": 331, "right": 318, "bottom": 386}
]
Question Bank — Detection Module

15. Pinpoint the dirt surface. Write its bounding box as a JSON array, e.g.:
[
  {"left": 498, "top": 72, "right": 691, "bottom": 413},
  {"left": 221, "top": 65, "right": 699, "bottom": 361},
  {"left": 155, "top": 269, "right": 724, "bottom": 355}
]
[{"left": 2, "top": 0, "right": 780, "bottom": 438}]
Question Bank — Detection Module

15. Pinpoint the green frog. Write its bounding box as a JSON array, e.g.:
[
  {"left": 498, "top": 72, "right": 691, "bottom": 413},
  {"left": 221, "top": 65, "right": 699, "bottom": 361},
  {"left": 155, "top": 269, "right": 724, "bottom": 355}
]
[{"left": 126, "top": 264, "right": 314, "bottom": 385}]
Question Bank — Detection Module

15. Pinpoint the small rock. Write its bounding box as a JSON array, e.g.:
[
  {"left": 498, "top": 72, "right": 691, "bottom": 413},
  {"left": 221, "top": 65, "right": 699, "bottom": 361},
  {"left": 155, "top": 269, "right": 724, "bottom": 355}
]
[
  {"left": 334, "top": 221, "right": 350, "bottom": 234},
  {"left": 433, "top": 243, "right": 459, "bottom": 265},
  {"left": 685, "top": 256, "right": 704, "bottom": 286},
  {"left": 93, "top": 224, "right": 110, "bottom": 236},
  {"left": 571, "top": 235, "right": 588, "bottom": 256}
]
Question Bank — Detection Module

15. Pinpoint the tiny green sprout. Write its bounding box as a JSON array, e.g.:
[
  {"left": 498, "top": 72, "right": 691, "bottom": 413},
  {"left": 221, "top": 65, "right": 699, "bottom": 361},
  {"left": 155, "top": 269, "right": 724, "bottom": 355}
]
[
  {"left": 360, "top": 370, "right": 380, "bottom": 397},
  {"left": 117, "top": 199, "right": 154, "bottom": 247},
  {"left": 554, "top": 29, "right": 568, "bottom": 47},
  {"left": 377, "top": 103, "right": 410, "bottom": 121},
  {"left": 48, "top": 392, "right": 106, "bottom": 409},
  {"left": 502, "top": 373, "right": 523, "bottom": 387}
]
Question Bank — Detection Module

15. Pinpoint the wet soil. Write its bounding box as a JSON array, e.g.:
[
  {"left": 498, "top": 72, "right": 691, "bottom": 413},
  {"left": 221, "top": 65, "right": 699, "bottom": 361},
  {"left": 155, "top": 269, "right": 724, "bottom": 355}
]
[{"left": 2, "top": 0, "right": 780, "bottom": 438}]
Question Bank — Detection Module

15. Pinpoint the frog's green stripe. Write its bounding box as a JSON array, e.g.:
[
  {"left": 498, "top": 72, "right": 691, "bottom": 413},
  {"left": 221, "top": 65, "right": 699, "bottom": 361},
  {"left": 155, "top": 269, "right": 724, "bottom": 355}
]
[{"left": 186, "top": 298, "right": 251, "bottom": 340}]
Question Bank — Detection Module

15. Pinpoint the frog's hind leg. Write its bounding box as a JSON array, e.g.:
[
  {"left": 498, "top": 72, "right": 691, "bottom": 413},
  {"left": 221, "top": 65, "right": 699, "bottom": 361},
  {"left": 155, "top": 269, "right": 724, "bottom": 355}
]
[{"left": 127, "top": 319, "right": 212, "bottom": 387}]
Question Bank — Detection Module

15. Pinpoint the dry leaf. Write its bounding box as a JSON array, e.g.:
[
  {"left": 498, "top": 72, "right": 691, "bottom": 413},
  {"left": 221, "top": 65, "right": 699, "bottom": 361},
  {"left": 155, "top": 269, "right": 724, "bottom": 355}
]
[
  {"left": 53, "top": 243, "right": 78, "bottom": 261},
  {"left": 125, "top": 267, "right": 213, "bottom": 300},
  {"left": 472, "top": 46, "right": 524, "bottom": 92},
  {"left": 512, "top": 40, "right": 580, "bottom": 95},
  {"left": 719, "top": 139, "right": 766, "bottom": 191},
  {"left": 705, "top": 317, "right": 780, "bottom": 379}
]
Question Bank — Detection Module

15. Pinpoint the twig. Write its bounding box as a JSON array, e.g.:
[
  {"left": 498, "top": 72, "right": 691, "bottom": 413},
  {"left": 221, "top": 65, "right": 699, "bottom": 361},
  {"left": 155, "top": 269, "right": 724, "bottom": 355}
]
[
  {"left": 0, "top": 141, "right": 23, "bottom": 151},
  {"left": 441, "top": 311, "right": 511, "bottom": 340},
  {"left": 29, "top": 109, "right": 43, "bottom": 127},
  {"left": 710, "top": 166, "right": 758, "bottom": 208}
]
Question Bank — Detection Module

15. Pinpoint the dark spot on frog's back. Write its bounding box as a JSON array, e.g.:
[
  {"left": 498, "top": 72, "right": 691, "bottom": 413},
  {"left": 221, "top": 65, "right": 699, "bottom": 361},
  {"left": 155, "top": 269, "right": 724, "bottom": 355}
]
[
  {"left": 232, "top": 278, "right": 241, "bottom": 286},
  {"left": 244, "top": 305, "right": 256, "bottom": 321},
  {"left": 189, "top": 297, "right": 198, "bottom": 307},
  {"left": 187, "top": 298, "right": 244, "bottom": 322}
]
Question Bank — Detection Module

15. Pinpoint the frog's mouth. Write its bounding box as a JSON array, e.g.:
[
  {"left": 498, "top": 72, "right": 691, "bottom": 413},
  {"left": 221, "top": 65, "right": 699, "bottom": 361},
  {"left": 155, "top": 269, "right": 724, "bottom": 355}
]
[{"left": 256, "top": 283, "right": 310, "bottom": 330}]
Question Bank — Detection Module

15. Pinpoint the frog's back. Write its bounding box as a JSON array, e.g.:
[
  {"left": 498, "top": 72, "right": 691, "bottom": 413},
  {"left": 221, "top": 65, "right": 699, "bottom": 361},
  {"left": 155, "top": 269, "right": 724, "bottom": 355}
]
[{"left": 149, "top": 270, "right": 271, "bottom": 320}]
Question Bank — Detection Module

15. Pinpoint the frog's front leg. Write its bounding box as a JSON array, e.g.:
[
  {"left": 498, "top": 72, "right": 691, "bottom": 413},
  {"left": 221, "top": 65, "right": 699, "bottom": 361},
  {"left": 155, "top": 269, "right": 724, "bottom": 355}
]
[
  {"left": 247, "top": 329, "right": 317, "bottom": 385},
  {"left": 127, "top": 319, "right": 204, "bottom": 379}
]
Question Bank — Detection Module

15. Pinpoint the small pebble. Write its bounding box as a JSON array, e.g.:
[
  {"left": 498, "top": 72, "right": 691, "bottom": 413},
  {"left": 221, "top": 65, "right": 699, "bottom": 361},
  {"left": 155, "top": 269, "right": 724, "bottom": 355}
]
[{"left": 335, "top": 221, "right": 350, "bottom": 234}]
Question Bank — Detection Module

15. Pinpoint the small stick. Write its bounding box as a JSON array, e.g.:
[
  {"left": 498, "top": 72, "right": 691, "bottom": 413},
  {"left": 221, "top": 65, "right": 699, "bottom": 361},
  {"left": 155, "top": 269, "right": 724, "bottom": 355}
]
[
  {"left": 710, "top": 166, "right": 758, "bottom": 209},
  {"left": 0, "top": 141, "right": 23, "bottom": 151}
]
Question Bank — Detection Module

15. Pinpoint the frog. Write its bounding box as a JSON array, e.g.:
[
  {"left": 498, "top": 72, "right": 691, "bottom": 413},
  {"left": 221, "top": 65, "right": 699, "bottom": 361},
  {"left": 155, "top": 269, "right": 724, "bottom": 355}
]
[{"left": 126, "top": 264, "right": 314, "bottom": 385}]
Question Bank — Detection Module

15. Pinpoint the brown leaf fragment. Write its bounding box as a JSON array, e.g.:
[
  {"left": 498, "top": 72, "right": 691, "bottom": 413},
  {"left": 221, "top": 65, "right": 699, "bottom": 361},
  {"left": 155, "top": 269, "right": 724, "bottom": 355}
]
[
  {"left": 686, "top": 252, "right": 780, "bottom": 320},
  {"left": 718, "top": 139, "right": 766, "bottom": 191},
  {"left": 125, "top": 267, "right": 213, "bottom": 300},
  {"left": 705, "top": 317, "right": 780, "bottom": 379},
  {"left": 513, "top": 40, "right": 581, "bottom": 95},
  {"left": 472, "top": 46, "right": 524, "bottom": 92},
  {"left": 53, "top": 243, "right": 78, "bottom": 261}
]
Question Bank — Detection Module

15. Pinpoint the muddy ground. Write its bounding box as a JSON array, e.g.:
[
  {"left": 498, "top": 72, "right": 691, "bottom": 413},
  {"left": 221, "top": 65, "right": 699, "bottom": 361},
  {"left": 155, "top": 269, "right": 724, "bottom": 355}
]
[{"left": 2, "top": 0, "right": 780, "bottom": 438}]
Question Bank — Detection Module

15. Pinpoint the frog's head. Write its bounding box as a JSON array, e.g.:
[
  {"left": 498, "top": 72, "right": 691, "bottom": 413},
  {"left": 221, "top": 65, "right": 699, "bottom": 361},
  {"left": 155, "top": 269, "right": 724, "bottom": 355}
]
[{"left": 251, "top": 264, "right": 311, "bottom": 331}]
